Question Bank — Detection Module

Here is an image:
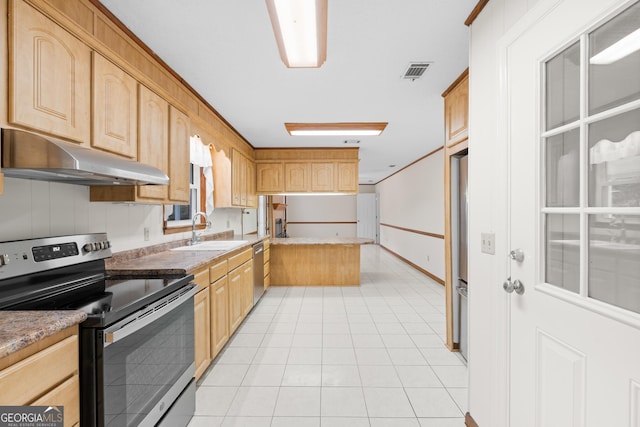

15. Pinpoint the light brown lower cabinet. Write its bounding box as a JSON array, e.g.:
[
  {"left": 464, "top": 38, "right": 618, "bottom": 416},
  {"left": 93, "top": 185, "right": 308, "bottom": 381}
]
[
  {"left": 210, "top": 276, "right": 229, "bottom": 359},
  {"left": 0, "top": 326, "right": 80, "bottom": 427},
  {"left": 191, "top": 246, "right": 258, "bottom": 377},
  {"left": 194, "top": 287, "right": 211, "bottom": 380},
  {"left": 241, "top": 260, "right": 254, "bottom": 317},
  {"left": 228, "top": 266, "right": 244, "bottom": 335}
]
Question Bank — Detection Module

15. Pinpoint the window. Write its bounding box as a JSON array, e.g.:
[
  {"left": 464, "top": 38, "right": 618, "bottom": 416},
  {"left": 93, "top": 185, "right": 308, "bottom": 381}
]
[
  {"left": 542, "top": 2, "right": 640, "bottom": 313},
  {"left": 163, "top": 163, "right": 206, "bottom": 233}
]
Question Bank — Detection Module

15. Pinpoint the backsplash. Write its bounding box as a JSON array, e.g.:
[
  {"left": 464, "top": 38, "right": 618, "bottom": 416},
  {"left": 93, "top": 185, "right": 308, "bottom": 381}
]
[{"left": 0, "top": 178, "right": 255, "bottom": 252}]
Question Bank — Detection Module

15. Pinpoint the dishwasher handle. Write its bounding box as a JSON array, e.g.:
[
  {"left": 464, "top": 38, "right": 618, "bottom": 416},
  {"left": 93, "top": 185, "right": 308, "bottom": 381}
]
[{"left": 104, "top": 284, "right": 197, "bottom": 347}]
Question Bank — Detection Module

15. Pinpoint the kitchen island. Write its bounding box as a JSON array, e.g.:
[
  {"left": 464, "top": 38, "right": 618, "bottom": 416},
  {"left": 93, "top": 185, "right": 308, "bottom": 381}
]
[{"left": 270, "top": 237, "right": 374, "bottom": 286}]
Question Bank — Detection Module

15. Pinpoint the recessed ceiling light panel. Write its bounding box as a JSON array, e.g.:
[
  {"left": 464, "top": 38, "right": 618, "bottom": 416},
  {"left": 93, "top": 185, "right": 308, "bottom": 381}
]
[{"left": 285, "top": 122, "right": 388, "bottom": 136}]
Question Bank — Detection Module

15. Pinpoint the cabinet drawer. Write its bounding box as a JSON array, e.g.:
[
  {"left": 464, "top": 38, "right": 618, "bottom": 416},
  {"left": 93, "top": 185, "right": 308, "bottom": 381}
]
[
  {"left": 264, "top": 261, "right": 270, "bottom": 277},
  {"left": 192, "top": 268, "right": 209, "bottom": 292},
  {"left": 264, "top": 273, "right": 270, "bottom": 289},
  {"left": 0, "top": 335, "right": 78, "bottom": 405},
  {"left": 209, "top": 259, "right": 228, "bottom": 283},
  {"left": 228, "top": 248, "right": 252, "bottom": 271},
  {"left": 31, "top": 375, "right": 79, "bottom": 427},
  {"left": 264, "top": 248, "right": 270, "bottom": 264},
  {"left": 263, "top": 239, "right": 270, "bottom": 250}
]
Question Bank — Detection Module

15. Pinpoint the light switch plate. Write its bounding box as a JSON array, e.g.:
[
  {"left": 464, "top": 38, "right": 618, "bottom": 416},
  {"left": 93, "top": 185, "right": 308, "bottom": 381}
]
[{"left": 481, "top": 232, "right": 495, "bottom": 255}]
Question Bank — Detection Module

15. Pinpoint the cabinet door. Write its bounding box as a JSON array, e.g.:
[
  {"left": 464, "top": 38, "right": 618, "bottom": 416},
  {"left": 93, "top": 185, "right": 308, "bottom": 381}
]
[
  {"left": 311, "top": 163, "right": 335, "bottom": 192},
  {"left": 210, "top": 276, "right": 229, "bottom": 359},
  {"left": 137, "top": 85, "right": 169, "bottom": 200},
  {"left": 241, "top": 260, "right": 254, "bottom": 316},
  {"left": 31, "top": 375, "right": 79, "bottom": 427},
  {"left": 228, "top": 267, "right": 244, "bottom": 334},
  {"left": 336, "top": 162, "right": 358, "bottom": 193},
  {"left": 256, "top": 163, "right": 284, "bottom": 193},
  {"left": 231, "top": 149, "right": 247, "bottom": 206},
  {"left": 194, "top": 288, "right": 211, "bottom": 380},
  {"left": 444, "top": 73, "right": 469, "bottom": 146},
  {"left": 285, "top": 163, "right": 310, "bottom": 192},
  {"left": 92, "top": 53, "right": 137, "bottom": 158},
  {"left": 10, "top": 0, "right": 90, "bottom": 143},
  {"left": 168, "top": 106, "right": 190, "bottom": 203},
  {"left": 246, "top": 160, "right": 257, "bottom": 208}
]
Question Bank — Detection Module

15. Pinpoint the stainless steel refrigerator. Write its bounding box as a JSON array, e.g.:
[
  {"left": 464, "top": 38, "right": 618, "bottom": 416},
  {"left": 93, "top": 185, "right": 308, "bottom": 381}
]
[{"left": 457, "top": 155, "right": 469, "bottom": 360}]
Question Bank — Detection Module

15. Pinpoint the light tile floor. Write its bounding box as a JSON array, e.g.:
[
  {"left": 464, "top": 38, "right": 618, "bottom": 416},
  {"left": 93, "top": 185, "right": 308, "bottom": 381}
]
[{"left": 189, "top": 244, "right": 467, "bottom": 427}]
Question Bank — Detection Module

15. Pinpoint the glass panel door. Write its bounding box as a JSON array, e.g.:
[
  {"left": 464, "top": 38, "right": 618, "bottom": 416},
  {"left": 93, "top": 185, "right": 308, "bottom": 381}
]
[{"left": 542, "top": 1, "right": 640, "bottom": 314}]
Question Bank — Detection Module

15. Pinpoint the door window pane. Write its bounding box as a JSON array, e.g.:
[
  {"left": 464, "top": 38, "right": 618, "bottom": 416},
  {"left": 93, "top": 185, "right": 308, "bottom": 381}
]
[
  {"left": 545, "top": 128, "right": 580, "bottom": 207},
  {"left": 588, "top": 214, "right": 640, "bottom": 313},
  {"left": 588, "top": 108, "right": 640, "bottom": 207},
  {"left": 545, "top": 214, "right": 580, "bottom": 293},
  {"left": 546, "top": 42, "right": 580, "bottom": 130},
  {"left": 589, "top": 2, "right": 640, "bottom": 115}
]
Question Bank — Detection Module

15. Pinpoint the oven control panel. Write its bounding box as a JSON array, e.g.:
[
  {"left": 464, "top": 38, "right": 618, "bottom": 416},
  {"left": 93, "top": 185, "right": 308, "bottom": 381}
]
[
  {"left": 32, "top": 242, "right": 79, "bottom": 262},
  {"left": 0, "top": 233, "right": 112, "bottom": 279}
]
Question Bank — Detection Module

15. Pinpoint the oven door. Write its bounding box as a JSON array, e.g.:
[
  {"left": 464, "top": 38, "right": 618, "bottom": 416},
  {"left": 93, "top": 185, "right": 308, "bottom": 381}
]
[{"left": 82, "top": 284, "right": 196, "bottom": 427}]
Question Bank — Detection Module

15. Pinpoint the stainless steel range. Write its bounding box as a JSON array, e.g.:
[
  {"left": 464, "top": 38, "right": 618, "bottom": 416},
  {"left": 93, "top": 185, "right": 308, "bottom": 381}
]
[{"left": 0, "top": 233, "right": 196, "bottom": 427}]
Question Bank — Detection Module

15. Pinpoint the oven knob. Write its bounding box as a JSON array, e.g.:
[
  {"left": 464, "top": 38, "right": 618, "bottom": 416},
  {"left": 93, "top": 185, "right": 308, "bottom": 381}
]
[
  {"left": 83, "top": 243, "right": 93, "bottom": 252},
  {"left": 0, "top": 254, "right": 9, "bottom": 266},
  {"left": 105, "top": 241, "right": 111, "bottom": 249},
  {"left": 98, "top": 241, "right": 105, "bottom": 250}
]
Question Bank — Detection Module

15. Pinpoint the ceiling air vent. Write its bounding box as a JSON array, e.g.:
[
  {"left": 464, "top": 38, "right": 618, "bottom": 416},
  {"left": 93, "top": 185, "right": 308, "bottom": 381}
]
[{"left": 402, "top": 62, "right": 432, "bottom": 80}]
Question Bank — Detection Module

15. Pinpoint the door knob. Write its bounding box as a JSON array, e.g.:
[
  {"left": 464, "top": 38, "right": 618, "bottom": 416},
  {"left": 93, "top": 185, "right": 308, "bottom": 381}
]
[
  {"left": 509, "top": 249, "right": 525, "bottom": 262},
  {"left": 503, "top": 277, "right": 525, "bottom": 295}
]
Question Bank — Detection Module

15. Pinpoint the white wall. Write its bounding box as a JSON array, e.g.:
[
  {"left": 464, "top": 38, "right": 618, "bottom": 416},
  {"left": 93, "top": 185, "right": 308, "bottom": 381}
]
[
  {"left": 375, "top": 149, "right": 445, "bottom": 281},
  {"left": 0, "top": 177, "right": 252, "bottom": 252},
  {"left": 468, "top": 0, "right": 540, "bottom": 425},
  {"left": 285, "top": 195, "right": 357, "bottom": 237}
]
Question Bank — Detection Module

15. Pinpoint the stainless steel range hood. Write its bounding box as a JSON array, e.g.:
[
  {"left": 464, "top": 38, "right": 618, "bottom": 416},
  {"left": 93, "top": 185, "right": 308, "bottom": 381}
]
[{"left": 1, "top": 128, "right": 169, "bottom": 186}]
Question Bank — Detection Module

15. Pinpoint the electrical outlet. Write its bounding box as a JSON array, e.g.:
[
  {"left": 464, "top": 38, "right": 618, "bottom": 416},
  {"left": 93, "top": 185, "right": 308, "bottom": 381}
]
[
  {"left": 226, "top": 220, "right": 230, "bottom": 228},
  {"left": 481, "top": 232, "right": 495, "bottom": 255},
  {"left": 427, "top": 255, "right": 430, "bottom": 262},
  {"left": 144, "top": 227, "right": 149, "bottom": 241}
]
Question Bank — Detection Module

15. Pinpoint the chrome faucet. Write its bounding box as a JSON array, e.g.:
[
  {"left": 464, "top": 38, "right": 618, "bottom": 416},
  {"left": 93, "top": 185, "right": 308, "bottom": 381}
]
[{"left": 191, "top": 211, "right": 209, "bottom": 245}]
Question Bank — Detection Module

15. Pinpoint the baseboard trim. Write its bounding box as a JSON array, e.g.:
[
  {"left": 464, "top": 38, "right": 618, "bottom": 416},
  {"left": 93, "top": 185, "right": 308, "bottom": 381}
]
[
  {"left": 380, "top": 245, "right": 445, "bottom": 285},
  {"left": 465, "top": 412, "right": 479, "bottom": 427}
]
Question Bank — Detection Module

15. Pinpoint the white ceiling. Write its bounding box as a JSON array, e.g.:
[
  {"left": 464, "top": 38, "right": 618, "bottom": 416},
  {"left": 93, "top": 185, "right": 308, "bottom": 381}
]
[{"left": 100, "top": 0, "right": 474, "bottom": 184}]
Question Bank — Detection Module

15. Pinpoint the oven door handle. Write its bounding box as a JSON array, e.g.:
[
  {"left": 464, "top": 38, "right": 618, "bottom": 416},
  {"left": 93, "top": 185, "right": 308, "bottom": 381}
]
[{"left": 104, "top": 284, "right": 196, "bottom": 347}]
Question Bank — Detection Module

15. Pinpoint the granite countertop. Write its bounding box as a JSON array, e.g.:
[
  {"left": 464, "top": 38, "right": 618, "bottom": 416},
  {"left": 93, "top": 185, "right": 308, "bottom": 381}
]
[
  {"left": 0, "top": 311, "right": 87, "bottom": 359},
  {"left": 271, "top": 237, "right": 374, "bottom": 245},
  {"left": 107, "top": 235, "right": 268, "bottom": 275}
]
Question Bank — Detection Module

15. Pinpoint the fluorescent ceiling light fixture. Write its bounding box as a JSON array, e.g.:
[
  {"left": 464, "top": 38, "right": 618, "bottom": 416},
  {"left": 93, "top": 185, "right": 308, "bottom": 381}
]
[
  {"left": 285, "top": 122, "right": 388, "bottom": 136},
  {"left": 266, "top": 0, "right": 327, "bottom": 68},
  {"left": 591, "top": 27, "right": 640, "bottom": 64}
]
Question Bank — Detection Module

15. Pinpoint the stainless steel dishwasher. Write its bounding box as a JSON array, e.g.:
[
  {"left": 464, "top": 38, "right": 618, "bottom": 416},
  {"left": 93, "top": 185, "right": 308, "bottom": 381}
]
[{"left": 252, "top": 242, "right": 265, "bottom": 304}]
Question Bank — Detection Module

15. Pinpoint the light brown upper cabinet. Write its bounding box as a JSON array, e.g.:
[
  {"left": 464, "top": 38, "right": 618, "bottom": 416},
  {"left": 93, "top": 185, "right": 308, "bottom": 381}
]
[
  {"left": 92, "top": 52, "right": 137, "bottom": 158},
  {"left": 255, "top": 148, "right": 359, "bottom": 194},
  {"left": 232, "top": 150, "right": 247, "bottom": 206},
  {"left": 231, "top": 149, "right": 256, "bottom": 208},
  {"left": 168, "top": 106, "right": 191, "bottom": 203},
  {"left": 443, "top": 69, "right": 469, "bottom": 147},
  {"left": 285, "top": 163, "right": 310, "bottom": 192},
  {"left": 9, "top": 0, "right": 91, "bottom": 143},
  {"left": 137, "top": 85, "right": 169, "bottom": 201},
  {"left": 256, "top": 162, "right": 284, "bottom": 194},
  {"left": 337, "top": 162, "right": 359, "bottom": 193},
  {"left": 311, "top": 163, "right": 335, "bottom": 192},
  {"left": 246, "top": 161, "right": 257, "bottom": 208}
]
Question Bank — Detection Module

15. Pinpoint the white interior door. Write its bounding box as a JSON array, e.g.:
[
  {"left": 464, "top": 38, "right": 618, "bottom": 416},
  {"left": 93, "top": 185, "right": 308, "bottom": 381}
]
[
  {"left": 504, "top": 0, "right": 640, "bottom": 425},
  {"left": 357, "top": 193, "right": 378, "bottom": 241}
]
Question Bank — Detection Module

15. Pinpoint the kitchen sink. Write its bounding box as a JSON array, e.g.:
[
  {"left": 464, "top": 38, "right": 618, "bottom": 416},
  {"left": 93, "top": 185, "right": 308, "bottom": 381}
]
[{"left": 171, "top": 240, "right": 249, "bottom": 251}]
